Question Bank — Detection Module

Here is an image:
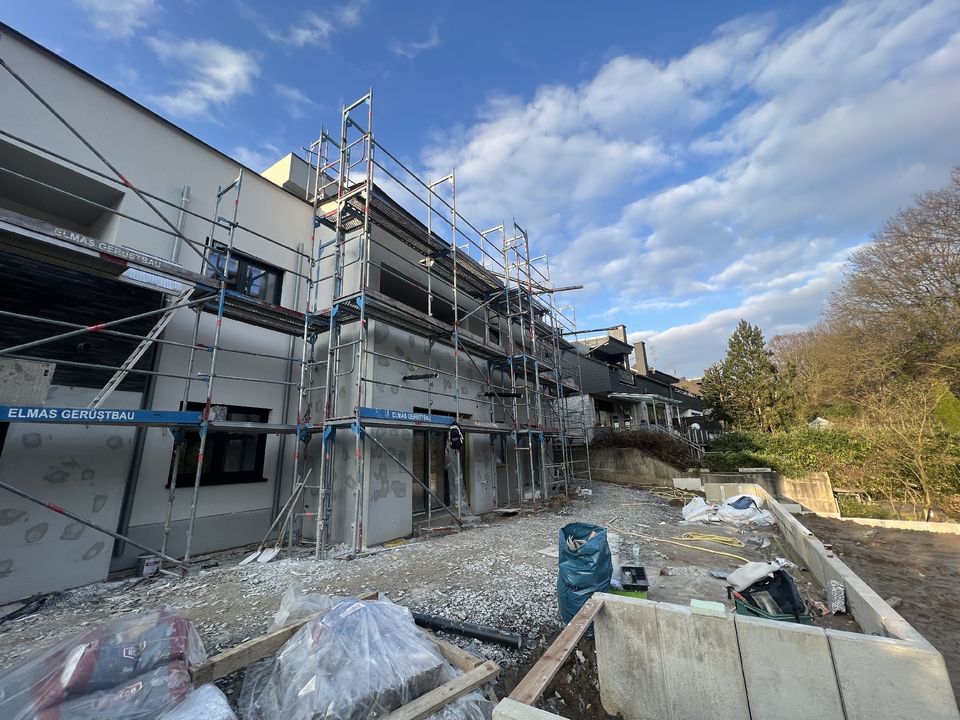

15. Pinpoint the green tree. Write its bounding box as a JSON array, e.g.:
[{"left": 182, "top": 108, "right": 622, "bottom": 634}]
[{"left": 702, "top": 320, "right": 796, "bottom": 432}]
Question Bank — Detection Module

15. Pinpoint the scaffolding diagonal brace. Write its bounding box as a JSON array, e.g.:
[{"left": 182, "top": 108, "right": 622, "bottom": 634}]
[{"left": 88, "top": 287, "right": 193, "bottom": 409}]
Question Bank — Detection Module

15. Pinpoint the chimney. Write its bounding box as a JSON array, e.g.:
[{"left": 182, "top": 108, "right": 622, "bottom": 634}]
[
  {"left": 610, "top": 324, "right": 627, "bottom": 343},
  {"left": 633, "top": 341, "right": 649, "bottom": 375}
]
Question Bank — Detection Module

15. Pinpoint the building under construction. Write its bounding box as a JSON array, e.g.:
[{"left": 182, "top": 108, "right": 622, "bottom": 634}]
[{"left": 0, "top": 25, "right": 591, "bottom": 603}]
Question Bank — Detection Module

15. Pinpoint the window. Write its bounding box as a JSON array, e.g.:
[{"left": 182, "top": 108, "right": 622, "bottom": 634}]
[
  {"left": 174, "top": 404, "right": 269, "bottom": 487},
  {"left": 494, "top": 435, "right": 506, "bottom": 464},
  {"left": 206, "top": 246, "right": 283, "bottom": 305}
]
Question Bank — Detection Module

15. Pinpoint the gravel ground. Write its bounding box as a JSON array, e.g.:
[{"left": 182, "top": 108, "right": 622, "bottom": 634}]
[{"left": 0, "top": 482, "right": 799, "bottom": 713}]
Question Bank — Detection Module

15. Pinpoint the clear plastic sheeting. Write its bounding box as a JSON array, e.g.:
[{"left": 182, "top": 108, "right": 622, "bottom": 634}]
[
  {"left": 268, "top": 583, "right": 337, "bottom": 631},
  {"left": 241, "top": 599, "right": 455, "bottom": 720},
  {"left": 159, "top": 684, "right": 237, "bottom": 720},
  {"left": 425, "top": 691, "right": 494, "bottom": 720},
  {"left": 681, "top": 495, "right": 774, "bottom": 526},
  {"left": 0, "top": 607, "right": 206, "bottom": 720}
]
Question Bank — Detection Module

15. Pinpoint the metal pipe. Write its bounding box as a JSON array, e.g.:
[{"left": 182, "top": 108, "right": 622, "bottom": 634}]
[
  {"left": 0, "top": 295, "right": 213, "bottom": 357},
  {"left": 0, "top": 309, "right": 303, "bottom": 363},
  {"left": 351, "top": 91, "right": 374, "bottom": 552},
  {"left": 0, "top": 479, "right": 187, "bottom": 569},
  {"left": 172, "top": 185, "right": 191, "bottom": 262},
  {"left": 410, "top": 611, "right": 523, "bottom": 648}
]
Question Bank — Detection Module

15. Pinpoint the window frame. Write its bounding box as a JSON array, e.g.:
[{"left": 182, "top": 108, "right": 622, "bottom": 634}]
[
  {"left": 205, "top": 245, "right": 283, "bottom": 305},
  {"left": 173, "top": 403, "right": 270, "bottom": 487}
]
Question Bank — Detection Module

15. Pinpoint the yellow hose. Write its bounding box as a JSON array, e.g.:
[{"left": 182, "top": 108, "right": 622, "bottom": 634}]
[
  {"left": 608, "top": 523, "right": 749, "bottom": 564},
  {"left": 676, "top": 532, "right": 746, "bottom": 549}
]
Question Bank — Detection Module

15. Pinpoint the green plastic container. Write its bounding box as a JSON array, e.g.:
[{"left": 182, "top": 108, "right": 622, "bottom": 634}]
[{"left": 611, "top": 565, "right": 648, "bottom": 599}]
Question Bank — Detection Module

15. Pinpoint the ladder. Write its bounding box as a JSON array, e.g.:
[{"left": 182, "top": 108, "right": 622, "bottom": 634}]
[{"left": 88, "top": 286, "right": 193, "bottom": 409}]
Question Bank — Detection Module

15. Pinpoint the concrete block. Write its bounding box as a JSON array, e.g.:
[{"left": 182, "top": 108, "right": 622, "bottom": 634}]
[
  {"left": 494, "top": 699, "right": 569, "bottom": 720},
  {"left": 826, "top": 629, "right": 960, "bottom": 720},
  {"left": 703, "top": 482, "right": 763, "bottom": 502},
  {"left": 655, "top": 602, "right": 750, "bottom": 720},
  {"left": 594, "top": 595, "right": 669, "bottom": 720},
  {"left": 735, "top": 615, "right": 844, "bottom": 720},
  {"left": 672, "top": 477, "right": 702, "bottom": 492}
]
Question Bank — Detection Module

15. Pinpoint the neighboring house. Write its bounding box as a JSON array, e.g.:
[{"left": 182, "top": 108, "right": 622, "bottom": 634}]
[
  {"left": 0, "top": 25, "right": 587, "bottom": 603},
  {"left": 565, "top": 326, "right": 702, "bottom": 438}
]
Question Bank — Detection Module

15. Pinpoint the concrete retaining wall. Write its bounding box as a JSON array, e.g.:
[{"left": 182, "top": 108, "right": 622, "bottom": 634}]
[
  {"left": 702, "top": 470, "right": 840, "bottom": 515},
  {"left": 755, "top": 485, "right": 932, "bottom": 646},
  {"left": 840, "top": 516, "right": 960, "bottom": 534},
  {"left": 589, "top": 447, "right": 692, "bottom": 486},
  {"left": 593, "top": 594, "right": 959, "bottom": 720}
]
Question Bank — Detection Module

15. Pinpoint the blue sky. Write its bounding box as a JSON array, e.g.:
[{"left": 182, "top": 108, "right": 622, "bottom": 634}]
[{"left": 5, "top": 1, "right": 960, "bottom": 377}]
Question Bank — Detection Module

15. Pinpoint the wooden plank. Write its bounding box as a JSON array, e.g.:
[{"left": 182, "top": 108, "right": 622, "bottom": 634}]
[
  {"left": 508, "top": 595, "right": 604, "bottom": 705},
  {"left": 429, "top": 634, "right": 482, "bottom": 671},
  {"left": 190, "top": 590, "right": 378, "bottom": 684},
  {"left": 382, "top": 660, "right": 500, "bottom": 720}
]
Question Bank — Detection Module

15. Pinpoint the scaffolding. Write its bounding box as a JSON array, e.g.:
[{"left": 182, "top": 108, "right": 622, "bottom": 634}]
[{"left": 0, "top": 57, "right": 591, "bottom": 568}]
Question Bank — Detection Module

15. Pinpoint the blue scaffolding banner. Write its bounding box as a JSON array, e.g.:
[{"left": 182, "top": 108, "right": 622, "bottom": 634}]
[
  {"left": 0, "top": 405, "right": 202, "bottom": 426},
  {"left": 357, "top": 407, "right": 454, "bottom": 426}
]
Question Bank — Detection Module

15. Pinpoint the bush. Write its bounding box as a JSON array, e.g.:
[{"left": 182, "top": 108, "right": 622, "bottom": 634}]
[
  {"left": 836, "top": 496, "right": 896, "bottom": 519},
  {"left": 701, "top": 450, "right": 774, "bottom": 472},
  {"left": 591, "top": 430, "right": 696, "bottom": 468},
  {"left": 702, "top": 427, "right": 869, "bottom": 478}
]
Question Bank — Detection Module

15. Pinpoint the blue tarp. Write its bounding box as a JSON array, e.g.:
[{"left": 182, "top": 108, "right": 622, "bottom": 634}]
[{"left": 556, "top": 523, "right": 612, "bottom": 624}]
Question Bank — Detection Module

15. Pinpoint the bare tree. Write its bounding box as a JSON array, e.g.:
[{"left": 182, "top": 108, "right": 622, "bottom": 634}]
[
  {"left": 848, "top": 381, "right": 960, "bottom": 519},
  {"left": 829, "top": 168, "right": 960, "bottom": 385}
]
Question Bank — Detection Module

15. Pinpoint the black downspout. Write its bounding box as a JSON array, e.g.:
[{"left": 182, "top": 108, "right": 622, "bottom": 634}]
[{"left": 111, "top": 318, "right": 162, "bottom": 561}]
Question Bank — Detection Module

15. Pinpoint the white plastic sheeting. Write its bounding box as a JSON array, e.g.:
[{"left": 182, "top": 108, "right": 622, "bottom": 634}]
[{"left": 681, "top": 495, "right": 774, "bottom": 526}]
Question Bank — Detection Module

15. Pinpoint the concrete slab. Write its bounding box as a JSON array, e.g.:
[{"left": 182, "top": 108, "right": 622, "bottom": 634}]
[
  {"left": 494, "top": 699, "right": 568, "bottom": 720},
  {"left": 735, "top": 614, "right": 845, "bottom": 720},
  {"left": 672, "top": 477, "right": 703, "bottom": 492},
  {"left": 826, "top": 628, "right": 960, "bottom": 720},
  {"left": 655, "top": 602, "right": 750, "bottom": 720},
  {"left": 594, "top": 595, "right": 669, "bottom": 720}
]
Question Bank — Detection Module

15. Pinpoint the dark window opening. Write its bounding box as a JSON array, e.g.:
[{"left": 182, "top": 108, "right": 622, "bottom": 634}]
[
  {"left": 0, "top": 138, "right": 124, "bottom": 234},
  {"left": 380, "top": 263, "right": 455, "bottom": 324},
  {"left": 0, "top": 250, "right": 162, "bottom": 391},
  {"left": 206, "top": 246, "right": 283, "bottom": 305},
  {"left": 174, "top": 404, "right": 269, "bottom": 487}
]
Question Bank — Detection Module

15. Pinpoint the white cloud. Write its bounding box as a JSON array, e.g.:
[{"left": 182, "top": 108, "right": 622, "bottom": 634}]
[
  {"left": 335, "top": 0, "right": 367, "bottom": 29},
  {"left": 272, "top": 12, "right": 334, "bottom": 47},
  {"left": 419, "top": 0, "right": 960, "bottom": 376},
  {"left": 639, "top": 266, "right": 845, "bottom": 376},
  {"left": 232, "top": 144, "right": 281, "bottom": 172},
  {"left": 274, "top": 83, "right": 316, "bottom": 119},
  {"left": 146, "top": 37, "right": 259, "bottom": 118},
  {"left": 390, "top": 24, "right": 441, "bottom": 60},
  {"left": 262, "top": 2, "right": 368, "bottom": 48},
  {"left": 76, "top": 0, "right": 158, "bottom": 39}
]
